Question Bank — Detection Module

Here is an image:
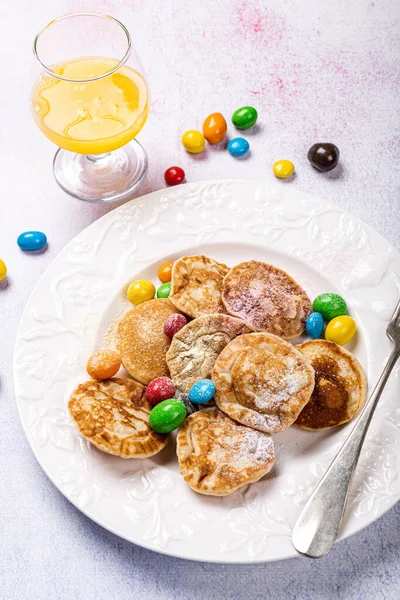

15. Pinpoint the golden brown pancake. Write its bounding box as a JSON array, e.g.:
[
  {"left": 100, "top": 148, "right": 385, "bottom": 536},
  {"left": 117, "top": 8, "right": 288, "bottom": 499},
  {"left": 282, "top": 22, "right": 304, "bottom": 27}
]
[
  {"left": 166, "top": 314, "right": 253, "bottom": 393},
  {"left": 169, "top": 255, "right": 230, "bottom": 318},
  {"left": 222, "top": 261, "right": 312, "bottom": 338},
  {"left": 212, "top": 332, "right": 315, "bottom": 433},
  {"left": 177, "top": 407, "right": 275, "bottom": 496},
  {"left": 295, "top": 340, "right": 367, "bottom": 429},
  {"left": 68, "top": 378, "right": 168, "bottom": 458},
  {"left": 116, "top": 299, "right": 179, "bottom": 384}
]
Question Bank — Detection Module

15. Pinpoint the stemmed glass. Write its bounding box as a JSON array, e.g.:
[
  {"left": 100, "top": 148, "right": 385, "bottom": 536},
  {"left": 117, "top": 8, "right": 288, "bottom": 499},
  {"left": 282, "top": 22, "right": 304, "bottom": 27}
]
[{"left": 30, "top": 12, "right": 150, "bottom": 203}]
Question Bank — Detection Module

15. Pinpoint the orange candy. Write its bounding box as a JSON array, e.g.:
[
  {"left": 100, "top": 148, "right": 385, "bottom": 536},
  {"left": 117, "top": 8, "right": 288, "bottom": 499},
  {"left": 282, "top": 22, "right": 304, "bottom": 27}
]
[
  {"left": 158, "top": 262, "right": 173, "bottom": 283},
  {"left": 86, "top": 350, "right": 121, "bottom": 380},
  {"left": 202, "top": 112, "right": 227, "bottom": 144}
]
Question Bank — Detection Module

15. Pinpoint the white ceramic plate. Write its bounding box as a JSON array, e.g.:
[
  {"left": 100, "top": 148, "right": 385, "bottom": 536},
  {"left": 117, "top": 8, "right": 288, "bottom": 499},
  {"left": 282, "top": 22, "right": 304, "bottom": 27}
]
[{"left": 14, "top": 181, "right": 400, "bottom": 563}]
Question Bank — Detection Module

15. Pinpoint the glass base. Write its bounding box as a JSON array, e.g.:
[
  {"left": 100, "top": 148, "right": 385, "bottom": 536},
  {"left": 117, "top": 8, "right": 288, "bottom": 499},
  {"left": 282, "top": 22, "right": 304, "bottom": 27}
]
[{"left": 53, "top": 139, "right": 148, "bottom": 203}]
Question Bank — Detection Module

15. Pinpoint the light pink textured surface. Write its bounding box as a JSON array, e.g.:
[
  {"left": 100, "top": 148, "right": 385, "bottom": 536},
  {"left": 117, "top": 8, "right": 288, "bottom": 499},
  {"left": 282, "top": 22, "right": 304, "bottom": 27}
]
[{"left": 1, "top": 1, "right": 399, "bottom": 598}]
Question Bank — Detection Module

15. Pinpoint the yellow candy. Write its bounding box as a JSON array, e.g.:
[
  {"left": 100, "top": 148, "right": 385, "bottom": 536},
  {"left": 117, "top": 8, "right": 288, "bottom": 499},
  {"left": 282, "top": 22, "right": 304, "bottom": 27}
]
[
  {"left": 272, "top": 159, "right": 295, "bottom": 179},
  {"left": 127, "top": 279, "right": 155, "bottom": 305},
  {"left": 182, "top": 130, "right": 205, "bottom": 154},
  {"left": 325, "top": 315, "right": 356, "bottom": 345},
  {"left": 0, "top": 259, "right": 7, "bottom": 281}
]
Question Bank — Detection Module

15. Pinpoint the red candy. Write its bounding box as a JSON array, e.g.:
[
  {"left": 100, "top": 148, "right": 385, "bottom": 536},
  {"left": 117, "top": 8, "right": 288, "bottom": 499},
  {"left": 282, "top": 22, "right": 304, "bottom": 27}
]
[
  {"left": 164, "top": 313, "right": 188, "bottom": 338},
  {"left": 164, "top": 166, "right": 185, "bottom": 186},
  {"left": 145, "top": 377, "right": 175, "bottom": 405}
]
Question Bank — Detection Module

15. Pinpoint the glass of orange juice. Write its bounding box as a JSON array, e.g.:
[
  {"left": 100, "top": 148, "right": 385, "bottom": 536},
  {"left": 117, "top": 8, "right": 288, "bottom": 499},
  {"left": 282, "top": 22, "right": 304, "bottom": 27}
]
[{"left": 30, "top": 12, "right": 150, "bottom": 203}]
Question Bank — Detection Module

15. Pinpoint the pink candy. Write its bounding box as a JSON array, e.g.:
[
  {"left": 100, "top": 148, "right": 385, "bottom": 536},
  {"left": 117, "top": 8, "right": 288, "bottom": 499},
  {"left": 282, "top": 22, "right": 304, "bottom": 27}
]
[
  {"left": 164, "top": 313, "right": 188, "bottom": 338},
  {"left": 145, "top": 377, "right": 175, "bottom": 405}
]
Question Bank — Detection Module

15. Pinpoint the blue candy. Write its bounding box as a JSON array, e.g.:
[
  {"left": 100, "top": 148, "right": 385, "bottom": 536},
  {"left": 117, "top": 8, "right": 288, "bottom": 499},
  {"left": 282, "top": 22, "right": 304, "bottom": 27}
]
[
  {"left": 227, "top": 137, "right": 250, "bottom": 157},
  {"left": 17, "top": 231, "right": 47, "bottom": 251},
  {"left": 306, "top": 312, "right": 324, "bottom": 339},
  {"left": 189, "top": 379, "right": 216, "bottom": 404}
]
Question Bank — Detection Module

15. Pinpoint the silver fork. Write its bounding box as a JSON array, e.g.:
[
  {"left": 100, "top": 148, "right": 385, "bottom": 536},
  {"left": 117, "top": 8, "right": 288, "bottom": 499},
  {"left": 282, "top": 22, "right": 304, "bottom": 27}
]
[{"left": 292, "top": 299, "right": 400, "bottom": 558}]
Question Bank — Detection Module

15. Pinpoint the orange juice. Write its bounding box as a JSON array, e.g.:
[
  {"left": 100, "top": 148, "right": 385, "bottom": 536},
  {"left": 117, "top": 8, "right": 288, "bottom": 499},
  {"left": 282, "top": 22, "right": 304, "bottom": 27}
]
[{"left": 31, "top": 57, "right": 149, "bottom": 154}]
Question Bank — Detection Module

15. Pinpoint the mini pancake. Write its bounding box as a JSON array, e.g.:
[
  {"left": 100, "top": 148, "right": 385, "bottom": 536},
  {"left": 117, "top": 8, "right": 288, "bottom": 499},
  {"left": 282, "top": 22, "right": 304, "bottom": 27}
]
[
  {"left": 116, "top": 299, "right": 179, "bottom": 384},
  {"left": 166, "top": 314, "right": 253, "bottom": 393},
  {"left": 222, "top": 260, "right": 312, "bottom": 338},
  {"left": 169, "top": 255, "right": 230, "bottom": 318},
  {"left": 212, "top": 332, "right": 315, "bottom": 433},
  {"left": 295, "top": 340, "right": 367, "bottom": 429},
  {"left": 177, "top": 407, "right": 275, "bottom": 496},
  {"left": 68, "top": 378, "right": 168, "bottom": 458}
]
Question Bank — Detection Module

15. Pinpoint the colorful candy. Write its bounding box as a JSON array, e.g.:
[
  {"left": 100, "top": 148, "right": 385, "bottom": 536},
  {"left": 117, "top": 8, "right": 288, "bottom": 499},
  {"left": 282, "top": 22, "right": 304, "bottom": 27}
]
[
  {"left": 17, "top": 231, "right": 47, "bottom": 251},
  {"left": 228, "top": 137, "right": 250, "bottom": 157},
  {"left": 232, "top": 106, "right": 258, "bottom": 130},
  {"left": 157, "top": 282, "right": 171, "bottom": 298},
  {"left": 189, "top": 379, "right": 216, "bottom": 404},
  {"left": 127, "top": 280, "right": 155, "bottom": 305},
  {"left": 145, "top": 377, "right": 176, "bottom": 406},
  {"left": 202, "top": 112, "right": 227, "bottom": 144},
  {"left": 164, "top": 166, "right": 185, "bottom": 186},
  {"left": 313, "top": 293, "right": 347, "bottom": 321},
  {"left": 272, "top": 160, "right": 295, "bottom": 179},
  {"left": 308, "top": 143, "right": 340, "bottom": 172},
  {"left": 306, "top": 312, "right": 324, "bottom": 339},
  {"left": 164, "top": 313, "right": 188, "bottom": 338},
  {"left": 86, "top": 349, "right": 121, "bottom": 380},
  {"left": 182, "top": 130, "right": 205, "bottom": 154},
  {"left": 149, "top": 399, "right": 187, "bottom": 433},
  {"left": 325, "top": 315, "right": 356, "bottom": 345},
  {"left": 158, "top": 262, "right": 174, "bottom": 283},
  {"left": 0, "top": 259, "right": 7, "bottom": 281}
]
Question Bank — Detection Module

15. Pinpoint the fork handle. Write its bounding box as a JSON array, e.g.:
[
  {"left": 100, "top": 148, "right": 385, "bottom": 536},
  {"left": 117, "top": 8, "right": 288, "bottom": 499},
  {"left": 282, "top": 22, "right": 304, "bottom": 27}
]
[{"left": 292, "top": 347, "right": 400, "bottom": 558}]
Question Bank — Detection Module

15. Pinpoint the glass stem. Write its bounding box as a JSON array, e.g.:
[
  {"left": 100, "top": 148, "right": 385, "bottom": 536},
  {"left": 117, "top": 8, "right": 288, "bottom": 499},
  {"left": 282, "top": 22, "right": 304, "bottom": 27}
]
[{"left": 86, "top": 153, "right": 111, "bottom": 162}]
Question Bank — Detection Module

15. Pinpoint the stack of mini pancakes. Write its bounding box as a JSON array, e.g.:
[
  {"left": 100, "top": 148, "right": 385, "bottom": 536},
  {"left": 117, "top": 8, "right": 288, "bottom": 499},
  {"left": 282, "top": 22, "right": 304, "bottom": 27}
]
[{"left": 69, "top": 255, "right": 367, "bottom": 497}]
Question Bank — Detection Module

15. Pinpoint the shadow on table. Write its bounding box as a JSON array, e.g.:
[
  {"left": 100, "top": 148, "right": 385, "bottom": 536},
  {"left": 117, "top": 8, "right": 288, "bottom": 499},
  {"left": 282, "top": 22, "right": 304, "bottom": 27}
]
[{"left": 68, "top": 495, "right": 400, "bottom": 600}]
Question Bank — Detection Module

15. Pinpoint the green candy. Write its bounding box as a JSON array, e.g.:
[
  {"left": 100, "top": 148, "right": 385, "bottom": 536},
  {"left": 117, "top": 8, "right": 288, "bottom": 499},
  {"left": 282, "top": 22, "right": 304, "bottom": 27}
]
[
  {"left": 149, "top": 399, "right": 187, "bottom": 433},
  {"left": 232, "top": 106, "right": 258, "bottom": 130},
  {"left": 313, "top": 293, "right": 347, "bottom": 321},
  {"left": 157, "top": 282, "right": 171, "bottom": 298}
]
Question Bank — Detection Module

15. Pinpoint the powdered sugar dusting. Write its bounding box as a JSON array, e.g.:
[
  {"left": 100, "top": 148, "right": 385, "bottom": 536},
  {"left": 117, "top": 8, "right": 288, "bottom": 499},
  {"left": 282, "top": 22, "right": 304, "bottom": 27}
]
[
  {"left": 223, "top": 261, "right": 312, "bottom": 337},
  {"left": 243, "top": 409, "right": 281, "bottom": 432},
  {"left": 235, "top": 427, "right": 274, "bottom": 466},
  {"left": 170, "top": 255, "right": 230, "bottom": 318},
  {"left": 214, "top": 333, "right": 315, "bottom": 433},
  {"left": 254, "top": 371, "right": 302, "bottom": 410}
]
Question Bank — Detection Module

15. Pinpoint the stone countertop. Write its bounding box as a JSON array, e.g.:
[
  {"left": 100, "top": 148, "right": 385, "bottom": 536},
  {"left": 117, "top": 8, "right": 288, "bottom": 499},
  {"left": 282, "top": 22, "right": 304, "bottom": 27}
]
[{"left": 1, "top": 1, "right": 399, "bottom": 598}]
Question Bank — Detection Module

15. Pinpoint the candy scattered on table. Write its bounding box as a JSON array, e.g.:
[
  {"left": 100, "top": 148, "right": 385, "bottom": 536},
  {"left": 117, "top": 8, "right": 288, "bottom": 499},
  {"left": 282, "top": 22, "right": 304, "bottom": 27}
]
[
  {"left": 182, "top": 130, "right": 205, "bottom": 154},
  {"left": 86, "top": 350, "right": 121, "bottom": 380},
  {"left": 306, "top": 312, "right": 324, "bottom": 339},
  {"left": 164, "top": 313, "right": 188, "bottom": 338},
  {"left": 308, "top": 143, "right": 340, "bottom": 172},
  {"left": 232, "top": 106, "right": 258, "bottom": 130},
  {"left": 325, "top": 315, "right": 356, "bottom": 345},
  {"left": 272, "top": 159, "right": 295, "bottom": 179},
  {"left": 149, "top": 398, "right": 187, "bottom": 433},
  {"left": 228, "top": 137, "right": 250, "bottom": 157},
  {"left": 313, "top": 293, "right": 347, "bottom": 321},
  {"left": 17, "top": 231, "right": 47, "bottom": 251},
  {"left": 157, "top": 282, "right": 171, "bottom": 298},
  {"left": 127, "top": 279, "right": 155, "bottom": 305},
  {"left": 189, "top": 379, "right": 216, "bottom": 404},
  {"left": 158, "top": 262, "right": 174, "bottom": 283},
  {"left": 164, "top": 166, "right": 185, "bottom": 186},
  {"left": 0, "top": 259, "right": 7, "bottom": 281},
  {"left": 202, "top": 112, "right": 227, "bottom": 144},
  {"left": 145, "top": 376, "right": 176, "bottom": 406}
]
